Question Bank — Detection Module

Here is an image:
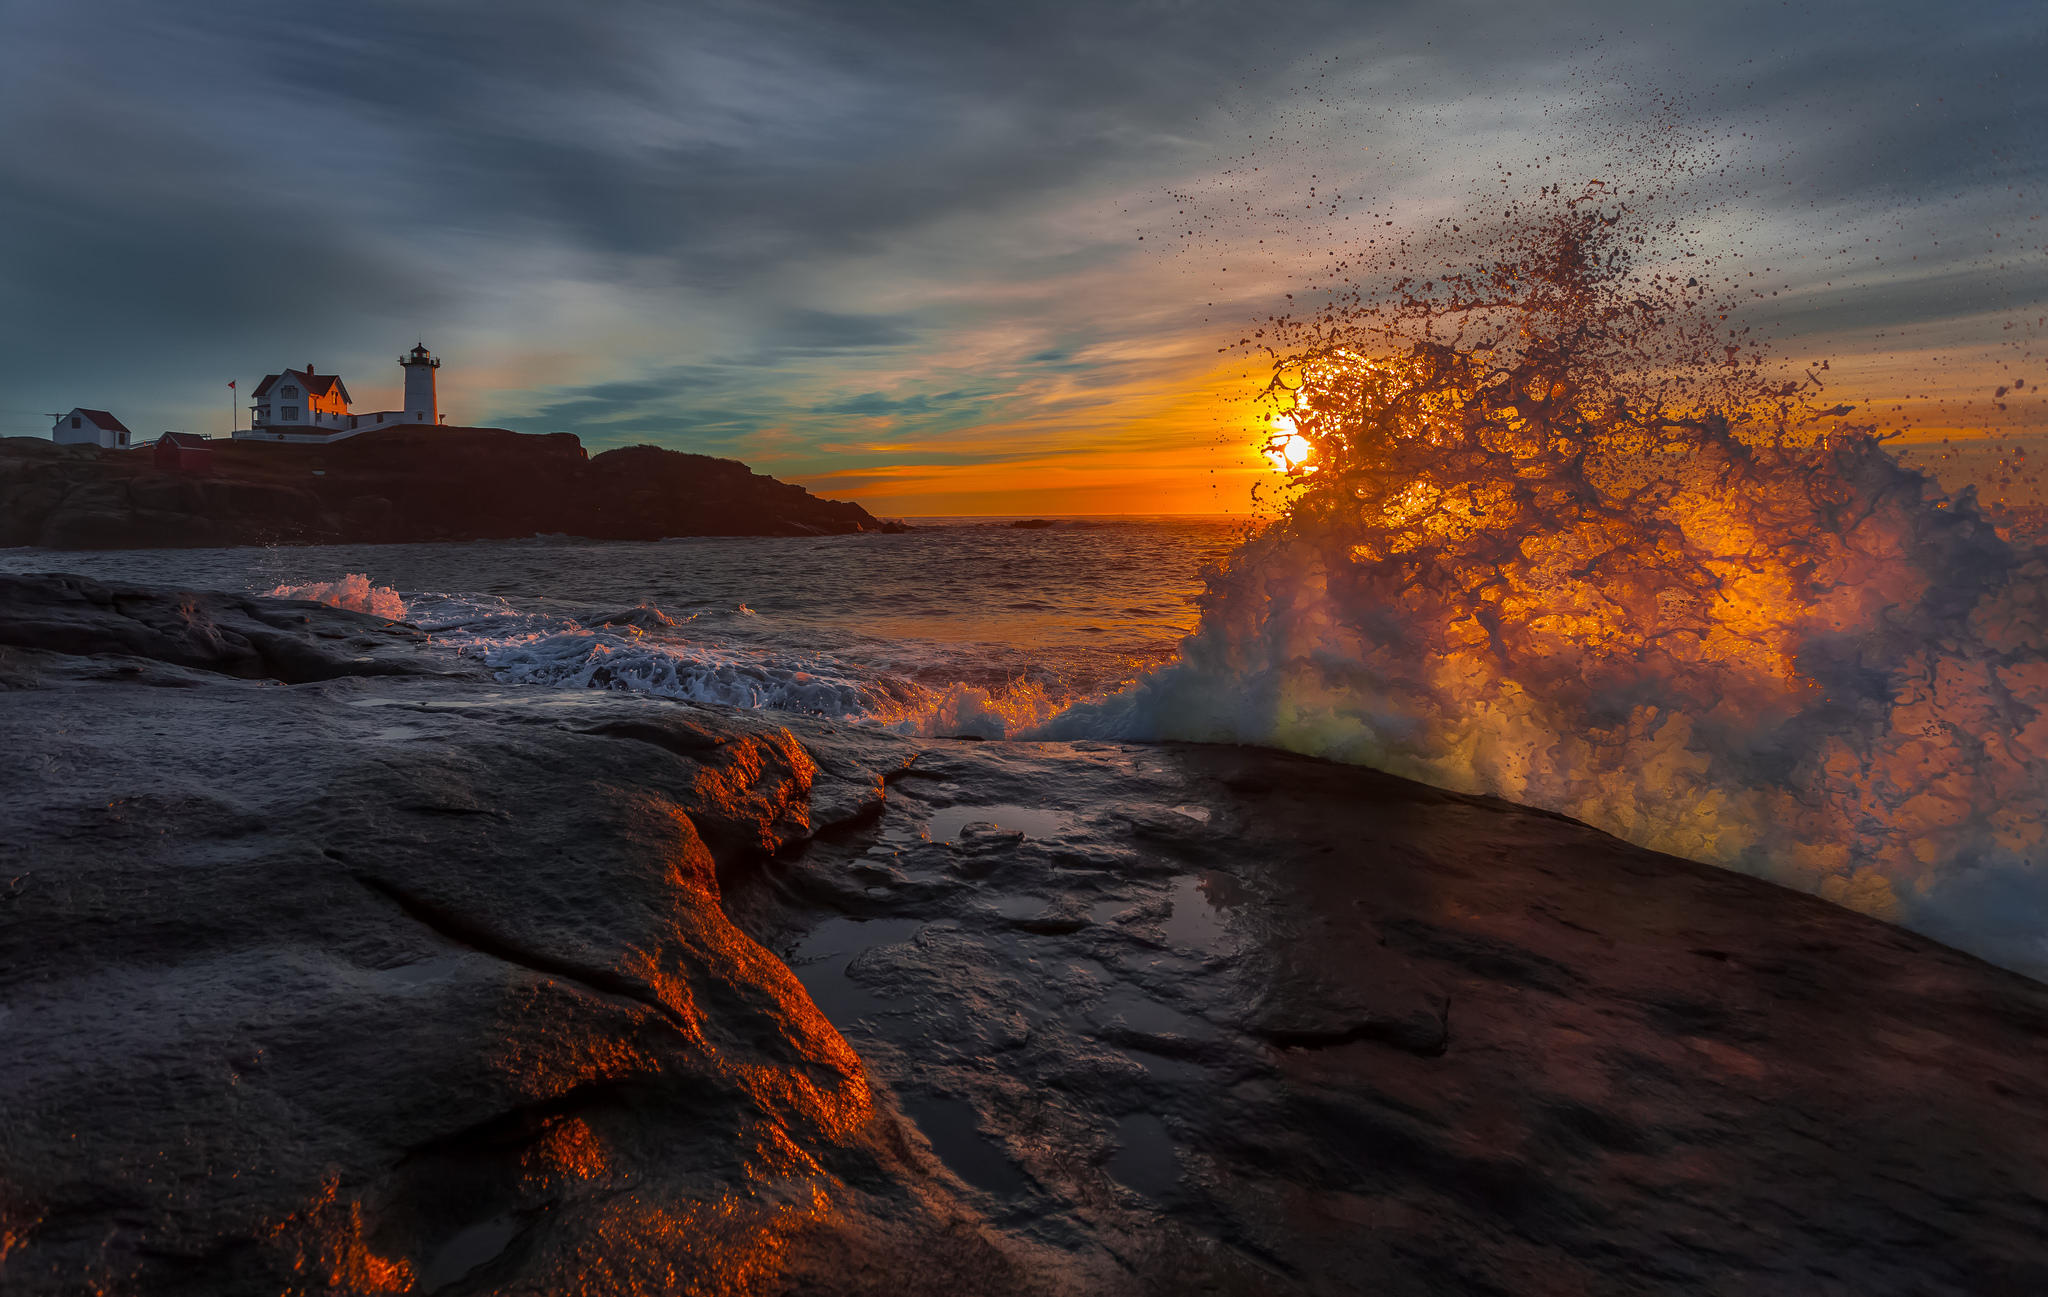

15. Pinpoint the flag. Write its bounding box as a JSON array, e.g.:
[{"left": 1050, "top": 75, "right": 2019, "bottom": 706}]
[{"left": 228, "top": 380, "right": 236, "bottom": 390}]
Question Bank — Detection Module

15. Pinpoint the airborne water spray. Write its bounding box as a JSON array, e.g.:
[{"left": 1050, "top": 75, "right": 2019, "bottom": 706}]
[{"left": 1053, "top": 173, "right": 2048, "bottom": 981}]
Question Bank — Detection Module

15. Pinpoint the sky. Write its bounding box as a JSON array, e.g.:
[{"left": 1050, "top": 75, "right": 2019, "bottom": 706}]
[{"left": 1, "top": 0, "right": 2041, "bottom": 514}]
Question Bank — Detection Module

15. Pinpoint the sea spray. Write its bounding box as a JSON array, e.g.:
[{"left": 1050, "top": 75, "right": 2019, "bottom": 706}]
[
  {"left": 269, "top": 574, "right": 407, "bottom": 620},
  {"left": 1051, "top": 185, "right": 2048, "bottom": 978}
]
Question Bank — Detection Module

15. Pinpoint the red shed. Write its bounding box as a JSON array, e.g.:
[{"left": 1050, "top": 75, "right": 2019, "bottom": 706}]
[{"left": 153, "top": 432, "right": 215, "bottom": 473}]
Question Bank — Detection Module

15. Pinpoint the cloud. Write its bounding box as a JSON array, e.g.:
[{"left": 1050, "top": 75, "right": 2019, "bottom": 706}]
[
  {"left": 811, "top": 390, "right": 974, "bottom": 417},
  {"left": 0, "top": 0, "right": 2038, "bottom": 479},
  {"left": 753, "top": 310, "right": 922, "bottom": 357}
]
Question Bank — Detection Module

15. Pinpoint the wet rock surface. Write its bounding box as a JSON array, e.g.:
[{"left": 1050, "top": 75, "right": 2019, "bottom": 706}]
[
  {"left": 4, "top": 576, "right": 2047, "bottom": 1294},
  {"left": 742, "top": 747, "right": 2048, "bottom": 1294},
  {"left": 0, "top": 573, "right": 453, "bottom": 683},
  {"left": 0, "top": 431, "right": 893, "bottom": 549}
]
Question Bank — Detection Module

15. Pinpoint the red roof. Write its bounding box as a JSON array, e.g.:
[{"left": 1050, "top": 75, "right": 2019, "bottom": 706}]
[
  {"left": 251, "top": 370, "right": 352, "bottom": 404},
  {"left": 74, "top": 408, "right": 130, "bottom": 434},
  {"left": 158, "top": 432, "right": 211, "bottom": 449}
]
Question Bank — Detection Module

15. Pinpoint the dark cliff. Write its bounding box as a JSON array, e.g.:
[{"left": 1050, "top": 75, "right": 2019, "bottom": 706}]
[{"left": 0, "top": 428, "right": 894, "bottom": 548}]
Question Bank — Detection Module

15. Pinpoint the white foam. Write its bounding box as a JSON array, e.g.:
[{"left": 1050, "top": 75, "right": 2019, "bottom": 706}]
[
  {"left": 268, "top": 574, "right": 406, "bottom": 619},
  {"left": 267, "top": 580, "right": 1065, "bottom": 737},
  {"left": 474, "top": 628, "right": 907, "bottom": 718}
]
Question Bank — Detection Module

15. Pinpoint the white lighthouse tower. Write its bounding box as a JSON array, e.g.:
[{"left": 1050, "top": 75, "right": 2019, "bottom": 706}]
[{"left": 399, "top": 342, "right": 440, "bottom": 425}]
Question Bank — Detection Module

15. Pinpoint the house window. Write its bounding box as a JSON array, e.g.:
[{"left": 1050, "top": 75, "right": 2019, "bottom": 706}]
[
  {"left": 119, "top": 433, "right": 128, "bottom": 446},
  {"left": 281, "top": 385, "right": 298, "bottom": 398},
  {"left": 283, "top": 406, "right": 299, "bottom": 420},
  {"left": 70, "top": 416, "right": 80, "bottom": 428}
]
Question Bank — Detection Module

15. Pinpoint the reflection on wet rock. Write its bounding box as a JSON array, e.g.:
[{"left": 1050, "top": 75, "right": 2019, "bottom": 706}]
[{"left": 734, "top": 735, "right": 2048, "bottom": 1295}]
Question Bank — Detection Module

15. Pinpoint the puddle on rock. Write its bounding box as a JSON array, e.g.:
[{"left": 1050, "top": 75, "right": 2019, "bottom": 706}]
[
  {"left": 1162, "top": 873, "right": 1235, "bottom": 954},
  {"left": 382, "top": 955, "right": 464, "bottom": 987},
  {"left": 903, "top": 1095, "right": 1030, "bottom": 1197},
  {"left": 1107, "top": 1113, "right": 1179, "bottom": 1199},
  {"left": 926, "top": 804, "right": 1068, "bottom": 844},
  {"left": 988, "top": 894, "right": 1051, "bottom": 919},
  {"left": 1095, "top": 989, "right": 1204, "bottom": 1039},
  {"left": 420, "top": 1212, "right": 520, "bottom": 1289},
  {"left": 787, "top": 917, "right": 924, "bottom": 1027},
  {"left": 1119, "top": 1046, "right": 1208, "bottom": 1084}
]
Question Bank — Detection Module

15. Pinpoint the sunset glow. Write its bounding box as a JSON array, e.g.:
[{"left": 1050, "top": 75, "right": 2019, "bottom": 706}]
[{"left": 5, "top": 7, "right": 2037, "bottom": 516}]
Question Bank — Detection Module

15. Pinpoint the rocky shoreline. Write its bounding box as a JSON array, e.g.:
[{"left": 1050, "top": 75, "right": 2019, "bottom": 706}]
[
  {"left": 0, "top": 431, "right": 896, "bottom": 549},
  {"left": 2, "top": 574, "right": 2046, "bottom": 1294}
]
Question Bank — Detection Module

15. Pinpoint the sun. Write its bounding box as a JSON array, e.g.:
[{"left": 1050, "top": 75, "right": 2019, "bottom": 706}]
[{"left": 1262, "top": 418, "right": 1313, "bottom": 472}]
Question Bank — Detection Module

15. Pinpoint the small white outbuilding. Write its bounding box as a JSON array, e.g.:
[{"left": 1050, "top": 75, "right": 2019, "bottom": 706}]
[{"left": 53, "top": 409, "right": 132, "bottom": 449}]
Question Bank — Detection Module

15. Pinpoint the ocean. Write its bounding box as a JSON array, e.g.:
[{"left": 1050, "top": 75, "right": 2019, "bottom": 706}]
[{"left": 0, "top": 517, "right": 1244, "bottom": 736}]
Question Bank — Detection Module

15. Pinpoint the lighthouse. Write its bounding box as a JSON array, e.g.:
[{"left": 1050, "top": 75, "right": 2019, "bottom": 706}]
[
  {"left": 238, "top": 341, "right": 449, "bottom": 442},
  {"left": 400, "top": 342, "right": 440, "bottom": 425}
]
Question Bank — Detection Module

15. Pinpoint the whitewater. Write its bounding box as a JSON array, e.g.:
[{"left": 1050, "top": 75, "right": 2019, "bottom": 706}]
[{"left": 1056, "top": 186, "right": 2048, "bottom": 982}]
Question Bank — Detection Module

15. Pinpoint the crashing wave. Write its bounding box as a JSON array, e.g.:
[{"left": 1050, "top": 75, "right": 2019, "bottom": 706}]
[
  {"left": 1051, "top": 185, "right": 2048, "bottom": 979},
  {"left": 269, "top": 574, "right": 407, "bottom": 620}
]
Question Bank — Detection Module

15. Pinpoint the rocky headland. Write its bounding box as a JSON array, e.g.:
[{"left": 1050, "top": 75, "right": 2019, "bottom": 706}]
[
  {"left": 3, "top": 573, "right": 2046, "bottom": 1294},
  {"left": 0, "top": 430, "right": 893, "bottom": 549}
]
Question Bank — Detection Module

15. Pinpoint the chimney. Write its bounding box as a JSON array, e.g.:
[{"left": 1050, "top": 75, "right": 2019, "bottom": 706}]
[{"left": 306, "top": 363, "right": 315, "bottom": 375}]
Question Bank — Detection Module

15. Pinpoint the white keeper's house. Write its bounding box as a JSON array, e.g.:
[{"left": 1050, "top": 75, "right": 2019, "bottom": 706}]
[
  {"left": 52, "top": 408, "right": 133, "bottom": 449},
  {"left": 240, "top": 343, "right": 444, "bottom": 444}
]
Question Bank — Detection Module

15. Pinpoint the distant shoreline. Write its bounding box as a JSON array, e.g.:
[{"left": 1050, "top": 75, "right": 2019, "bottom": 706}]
[{"left": 0, "top": 428, "right": 898, "bottom": 549}]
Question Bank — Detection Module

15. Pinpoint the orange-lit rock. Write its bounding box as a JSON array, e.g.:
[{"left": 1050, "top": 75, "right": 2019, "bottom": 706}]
[{"left": 0, "top": 577, "right": 1021, "bottom": 1294}]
